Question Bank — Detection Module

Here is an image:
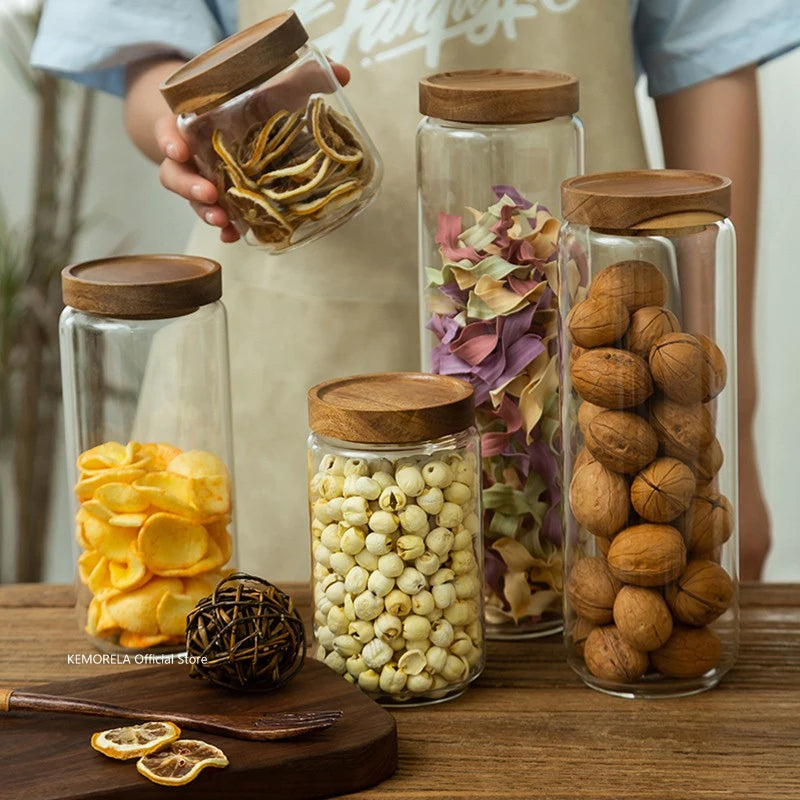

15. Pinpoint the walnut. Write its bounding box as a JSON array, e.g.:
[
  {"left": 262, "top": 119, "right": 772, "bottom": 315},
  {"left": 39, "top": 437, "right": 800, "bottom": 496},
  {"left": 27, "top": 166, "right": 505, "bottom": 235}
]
[
  {"left": 690, "top": 437, "right": 724, "bottom": 484},
  {"left": 680, "top": 488, "right": 734, "bottom": 556},
  {"left": 630, "top": 457, "right": 696, "bottom": 522},
  {"left": 665, "top": 560, "right": 734, "bottom": 626},
  {"left": 612, "top": 585, "right": 673, "bottom": 651},
  {"left": 606, "top": 523, "right": 686, "bottom": 586},
  {"left": 569, "top": 343, "right": 588, "bottom": 373},
  {"left": 695, "top": 333, "right": 727, "bottom": 401},
  {"left": 570, "top": 617, "right": 597, "bottom": 658},
  {"left": 573, "top": 446, "right": 597, "bottom": 473},
  {"left": 650, "top": 624, "right": 722, "bottom": 678},
  {"left": 649, "top": 396, "right": 714, "bottom": 462},
  {"left": 566, "top": 556, "right": 621, "bottom": 624},
  {"left": 624, "top": 306, "right": 681, "bottom": 358},
  {"left": 567, "top": 295, "right": 630, "bottom": 348},
  {"left": 589, "top": 260, "right": 668, "bottom": 312},
  {"left": 571, "top": 348, "right": 653, "bottom": 409},
  {"left": 569, "top": 460, "right": 630, "bottom": 539},
  {"left": 649, "top": 333, "right": 705, "bottom": 404},
  {"left": 577, "top": 400, "right": 605, "bottom": 437},
  {"left": 585, "top": 410, "right": 658, "bottom": 475},
  {"left": 583, "top": 625, "right": 648, "bottom": 682}
]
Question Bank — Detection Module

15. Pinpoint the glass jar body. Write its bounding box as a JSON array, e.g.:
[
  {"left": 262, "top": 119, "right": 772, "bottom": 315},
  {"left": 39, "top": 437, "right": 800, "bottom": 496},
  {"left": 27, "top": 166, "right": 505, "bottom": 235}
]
[
  {"left": 178, "top": 44, "right": 382, "bottom": 254},
  {"left": 307, "top": 429, "right": 485, "bottom": 705},
  {"left": 418, "top": 114, "right": 583, "bottom": 639},
  {"left": 558, "top": 220, "right": 739, "bottom": 697},
  {"left": 59, "top": 301, "right": 236, "bottom": 654}
]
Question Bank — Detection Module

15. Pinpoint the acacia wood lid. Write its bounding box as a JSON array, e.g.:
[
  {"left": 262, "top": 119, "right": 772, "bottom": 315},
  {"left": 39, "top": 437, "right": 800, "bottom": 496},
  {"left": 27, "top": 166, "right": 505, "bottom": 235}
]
[
  {"left": 62, "top": 255, "right": 222, "bottom": 319},
  {"left": 419, "top": 69, "right": 579, "bottom": 124},
  {"left": 308, "top": 373, "right": 475, "bottom": 444},
  {"left": 160, "top": 11, "right": 308, "bottom": 115},
  {"left": 561, "top": 170, "right": 732, "bottom": 231}
]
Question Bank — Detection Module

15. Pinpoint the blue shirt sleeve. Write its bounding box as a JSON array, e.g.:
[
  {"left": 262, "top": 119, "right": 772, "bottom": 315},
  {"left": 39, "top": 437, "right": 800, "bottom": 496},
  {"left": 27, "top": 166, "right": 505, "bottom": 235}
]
[
  {"left": 29, "top": 0, "right": 238, "bottom": 96},
  {"left": 632, "top": 0, "right": 800, "bottom": 97}
]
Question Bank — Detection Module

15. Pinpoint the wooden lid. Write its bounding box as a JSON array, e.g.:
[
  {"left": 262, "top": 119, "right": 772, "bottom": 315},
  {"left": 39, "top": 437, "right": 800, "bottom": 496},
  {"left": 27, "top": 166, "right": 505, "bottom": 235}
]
[
  {"left": 419, "top": 69, "right": 578, "bottom": 124},
  {"left": 62, "top": 255, "right": 222, "bottom": 318},
  {"left": 308, "top": 373, "right": 475, "bottom": 444},
  {"left": 160, "top": 11, "right": 308, "bottom": 115},
  {"left": 561, "top": 170, "right": 731, "bottom": 232}
]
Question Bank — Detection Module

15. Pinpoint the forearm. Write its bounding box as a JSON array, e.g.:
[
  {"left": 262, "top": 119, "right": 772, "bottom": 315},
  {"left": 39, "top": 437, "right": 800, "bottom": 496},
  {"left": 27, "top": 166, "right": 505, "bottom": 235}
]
[{"left": 124, "top": 56, "right": 186, "bottom": 163}]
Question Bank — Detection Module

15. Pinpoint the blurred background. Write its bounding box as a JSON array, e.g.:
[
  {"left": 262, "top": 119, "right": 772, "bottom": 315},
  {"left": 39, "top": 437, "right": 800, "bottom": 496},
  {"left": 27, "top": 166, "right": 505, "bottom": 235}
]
[{"left": 1, "top": 2, "right": 798, "bottom": 584}]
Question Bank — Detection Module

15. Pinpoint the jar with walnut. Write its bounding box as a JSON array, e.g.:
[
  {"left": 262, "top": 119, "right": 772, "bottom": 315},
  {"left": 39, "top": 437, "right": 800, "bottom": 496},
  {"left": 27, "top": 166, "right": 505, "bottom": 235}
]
[{"left": 559, "top": 169, "right": 739, "bottom": 698}]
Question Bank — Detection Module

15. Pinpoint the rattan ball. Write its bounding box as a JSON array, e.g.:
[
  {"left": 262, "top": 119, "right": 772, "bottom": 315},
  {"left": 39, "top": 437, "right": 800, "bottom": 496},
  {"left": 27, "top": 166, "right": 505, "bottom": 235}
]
[{"left": 186, "top": 573, "right": 306, "bottom": 691}]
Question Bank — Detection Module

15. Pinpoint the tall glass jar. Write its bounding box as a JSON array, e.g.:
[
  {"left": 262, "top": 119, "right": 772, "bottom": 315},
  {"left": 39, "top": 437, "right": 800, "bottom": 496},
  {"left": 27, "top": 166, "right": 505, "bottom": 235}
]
[
  {"left": 558, "top": 170, "right": 739, "bottom": 697},
  {"left": 417, "top": 70, "right": 583, "bottom": 639},
  {"left": 307, "top": 373, "right": 484, "bottom": 705},
  {"left": 60, "top": 255, "right": 236, "bottom": 654},
  {"left": 160, "top": 11, "right": 381, "bottom": 254}
]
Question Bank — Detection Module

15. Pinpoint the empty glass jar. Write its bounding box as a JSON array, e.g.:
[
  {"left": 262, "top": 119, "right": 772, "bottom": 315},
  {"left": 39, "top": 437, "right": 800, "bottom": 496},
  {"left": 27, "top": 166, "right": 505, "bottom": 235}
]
[
  {"left": 307, "top": 372, "right": 484, "bottom": 705},
  {"left": 161, "top": 10, "right": 382, "bottom": 253},
  {"left": 558, "top": 170, "right": 739, "bottom": 697},
  {"left": 60, "top": 255, "right": 236, "bottom": 653},
  {"left": 418, "top": 69, "right": 583, "bottom": 639}
]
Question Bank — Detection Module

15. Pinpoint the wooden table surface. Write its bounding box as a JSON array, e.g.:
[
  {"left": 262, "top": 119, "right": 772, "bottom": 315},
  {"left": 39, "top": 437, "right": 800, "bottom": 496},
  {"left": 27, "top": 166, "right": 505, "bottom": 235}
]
[{"left": 1, "top": 582, "right": 798, "bottom": 799}]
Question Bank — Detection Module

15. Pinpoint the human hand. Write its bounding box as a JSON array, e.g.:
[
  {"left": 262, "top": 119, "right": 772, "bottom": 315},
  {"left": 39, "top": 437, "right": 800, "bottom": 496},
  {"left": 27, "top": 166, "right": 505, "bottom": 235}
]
[{"left": 154, "top": 62, "right": 351, "bottom": 244}]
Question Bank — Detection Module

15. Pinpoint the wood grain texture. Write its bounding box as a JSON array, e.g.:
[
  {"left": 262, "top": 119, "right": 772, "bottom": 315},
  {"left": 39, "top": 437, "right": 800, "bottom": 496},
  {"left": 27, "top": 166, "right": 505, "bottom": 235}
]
[
  {"left": 561, "top": 170, "right": 731, "bottom": 232},
  {"left": 1, "top": 582, "right": 798, "bottom": 799},
  {"left": 308, "top": 372, "right": 474, "bottom": 444},
  {"left": 419, "top": 69, "right": 579, "bottom": 123},
  {"left": 62, "top": 255, "right": 221, "bottom": 318},
  {"left": 0, "top": 660, "right": 396, "bottom": 800}
]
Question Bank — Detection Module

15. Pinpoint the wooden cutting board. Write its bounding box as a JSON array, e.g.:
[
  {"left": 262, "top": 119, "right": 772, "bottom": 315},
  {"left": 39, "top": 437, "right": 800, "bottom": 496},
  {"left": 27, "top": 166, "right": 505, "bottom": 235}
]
[{"left": 0, "top": 659, "right": 397, "bottom": 800}]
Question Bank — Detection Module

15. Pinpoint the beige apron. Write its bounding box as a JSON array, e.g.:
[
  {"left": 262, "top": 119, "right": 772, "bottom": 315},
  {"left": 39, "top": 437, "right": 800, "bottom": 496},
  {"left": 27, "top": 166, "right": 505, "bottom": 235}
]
[{"left": 187, "top": 0, "right": 648, "bottom": 581}]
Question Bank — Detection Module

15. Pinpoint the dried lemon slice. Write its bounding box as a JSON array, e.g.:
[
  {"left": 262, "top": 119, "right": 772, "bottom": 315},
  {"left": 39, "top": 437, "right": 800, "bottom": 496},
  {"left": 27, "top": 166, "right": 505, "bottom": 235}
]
[
  {"left": 227, "top": 186, "right": 292, "bottom": 230},
  {"left": 260, "top": 155, "right": 331, "bottom": 201},
  {"left": 212, "top": 130, "right": 256, "bottom": 191},
  {"left": 310, "top": 97, "right": 363, "bottom": 164},
  {"left": 238, "top": 110, "right": 289, "bottom": 172},
  {"left": 91, "top": 721, "right": 181, "bottom": 760},
  {"left": 136, "top": 739, "right": 229, "bottom": 786},
  {"left": 290, "top": 179, "right": 361, "bottom": 217}
]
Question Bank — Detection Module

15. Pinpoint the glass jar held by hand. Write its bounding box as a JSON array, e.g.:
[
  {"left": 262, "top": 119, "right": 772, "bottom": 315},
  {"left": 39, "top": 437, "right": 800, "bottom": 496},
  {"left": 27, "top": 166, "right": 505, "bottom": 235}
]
[
  {"left": 60, "top": 256, "right": 237, "bottom": 654},
  {"left": 307, "top": 373, "right": 484, "bottom": 705},
  {"left": 160, "top": 11, "right": 382, "bottom": 253},
  {"left": 558, "top": 170, "right": 739, "bottom": 697},
  {"left": 417, "top": 70, "right": 583, "bottom": 638}
]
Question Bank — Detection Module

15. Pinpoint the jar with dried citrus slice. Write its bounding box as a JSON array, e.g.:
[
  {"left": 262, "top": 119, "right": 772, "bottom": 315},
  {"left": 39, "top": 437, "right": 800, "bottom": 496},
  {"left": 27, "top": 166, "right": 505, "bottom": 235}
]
[
  {"left": 91, "top": 721, "right": 181, "bottom": 760},
  {"left": 60, "top": 255, "right": 237, "bottom": 655},
  {"left": 136, "top": 739, "right": 229, "bottom": 786},
  {"left": 160, "top": 11, "right": 381, "bottom": 253}
]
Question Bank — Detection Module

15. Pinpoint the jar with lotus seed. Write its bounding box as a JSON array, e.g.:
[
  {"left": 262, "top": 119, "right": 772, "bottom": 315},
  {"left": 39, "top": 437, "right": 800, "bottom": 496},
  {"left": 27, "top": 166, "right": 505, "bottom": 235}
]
[
  {"left": 558, "top": 170, "right": 739, "bottom": 697},
  {"left": 307, "top": 373, "right": 484, "bottom": 705},
  {"left": 418, "top": 69, "right": 584, "bottom": 640}
]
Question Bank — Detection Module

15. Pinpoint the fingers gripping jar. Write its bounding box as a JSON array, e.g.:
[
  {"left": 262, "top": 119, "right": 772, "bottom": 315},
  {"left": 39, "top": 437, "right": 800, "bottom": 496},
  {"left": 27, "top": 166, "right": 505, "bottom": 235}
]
[
  {"left": 59, "top": 256, "right": 236, "bottom": 654},
  {"left": 558, "top": 171, "right": 739, "bottom": 697},
  {"left": 307, "top": 373, "right": 484, "bottom": 705},
  {"left": 160, "top": 11, "right": 382, "bottom": 253},
  {"left": 417, "top": 70, "right": 584, "bottom": 639}
]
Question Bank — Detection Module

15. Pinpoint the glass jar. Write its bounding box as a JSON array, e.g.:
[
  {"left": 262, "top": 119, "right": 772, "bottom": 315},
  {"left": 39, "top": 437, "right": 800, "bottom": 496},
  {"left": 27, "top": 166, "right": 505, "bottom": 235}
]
[
  {"left": 417, "top": 69, "right": 583, "bottom": 639},
  {"left": 558, "top": 170, "right": 739, "bottom": 697},
  {"left": 160, "top": 11, "right": 382, "bottom": 254},
  {"left": 59, "top": 255, "right": 236, "bottom": 654},
  {"left": 307, "top": 373, "right": 484, "bottom": 705}
]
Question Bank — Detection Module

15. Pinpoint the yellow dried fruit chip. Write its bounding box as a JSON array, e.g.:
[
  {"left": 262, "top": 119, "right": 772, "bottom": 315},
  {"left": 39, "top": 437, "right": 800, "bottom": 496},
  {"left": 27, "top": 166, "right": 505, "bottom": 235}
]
[
  {"left": 95, "top": 483, "right": 149, "bottom": 514},
  {"left": 91, "top": 721, "right": 181, "bottom": 760},
  {"left": 76, "top": 442, "right": 128, "bottom": 472},
  {"left": 155, "top": 536, "right": 224, "bottom": 578},
  {"left": 78, "top": 549, "right": 103, "bottom": 585},
  {"left": 134, "top": 472, "right": 199, "bottom": 518},
  {"left": 86, "top": 597, "right": 121, "bottom": 636},
  {"left": 138, "top": 513, "right": 209, "bottom": 573},
  {"left": 109, "top": 546, "right": 149, "bottom": 591},
  {"left": 190, "top": 476, "right": 231, "bottom": 517},
  {"left": 75, "top": 468, "right": 146, "bottom": 501},
  {"left": 87, "top": 555, "right": 114, "bottom": 598},
  {"left": 156, "top": 592, "right": 197, "bottom": 636},
  {"left": 205, "top": 521, "right": 233, "bottom": 563},
  {"left": 135, "top": 442, "right": 183, "bottom": 472},
  {"left": 182, "top": 576, "right": 214, "bottom": 604},
  {"left": 83, "top": 514, "right": 138, "bottom": 562},
  {"left": 109, "top": 513, "right": 148, "bottom": 528},
  {"left": 105, "top": 576, "right": 183, "bottom": 635},
  {"left": 118, "top": 631, "right": 178, "bottom": 649},
  {"left": 76, "top": 510, "right": 93, "bottom": 550},
  {"left": 81, "top": 499, "right": 114, "bottom": 522}
]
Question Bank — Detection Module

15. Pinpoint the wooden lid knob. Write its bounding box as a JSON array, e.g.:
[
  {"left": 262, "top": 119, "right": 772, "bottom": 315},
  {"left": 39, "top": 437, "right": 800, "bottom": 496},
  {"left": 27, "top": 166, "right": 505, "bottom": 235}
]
[
  {"left": 561, "top": 170, "right": 731, "bottom": 232},
  {"left": 419, "top": 69, "right": 578, "bottom": 124},
  {"left": 62, "top": 255, "right": 222, "bottom": 319},
  {"left": 308, "top": 373, "right": 475, "bottom": 444},
  {"left": 160, "top": 11, "right": 308, "bottom": 115}
]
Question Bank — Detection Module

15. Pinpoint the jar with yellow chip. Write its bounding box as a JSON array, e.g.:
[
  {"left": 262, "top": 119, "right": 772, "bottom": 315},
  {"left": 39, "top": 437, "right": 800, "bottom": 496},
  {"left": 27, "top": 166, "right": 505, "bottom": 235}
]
[
  {"left": 160, "top": 10, "right": 382, "bottom": 253},
  {"left": 59, "top": 255, "right": 237, "bottom": 653}
]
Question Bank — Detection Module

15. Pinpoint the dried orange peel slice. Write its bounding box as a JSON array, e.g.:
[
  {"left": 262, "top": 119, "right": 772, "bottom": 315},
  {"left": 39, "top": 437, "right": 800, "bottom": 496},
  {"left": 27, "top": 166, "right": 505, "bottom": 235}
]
[
  {"left": 311, "top": 98, "right": 363, "bottom": 164},
  {"left": 91, "top": 721, "right": 181, "bottom": 760},
  {"left": 136, "top": 739, "right": 229, "bottom": 786}
]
